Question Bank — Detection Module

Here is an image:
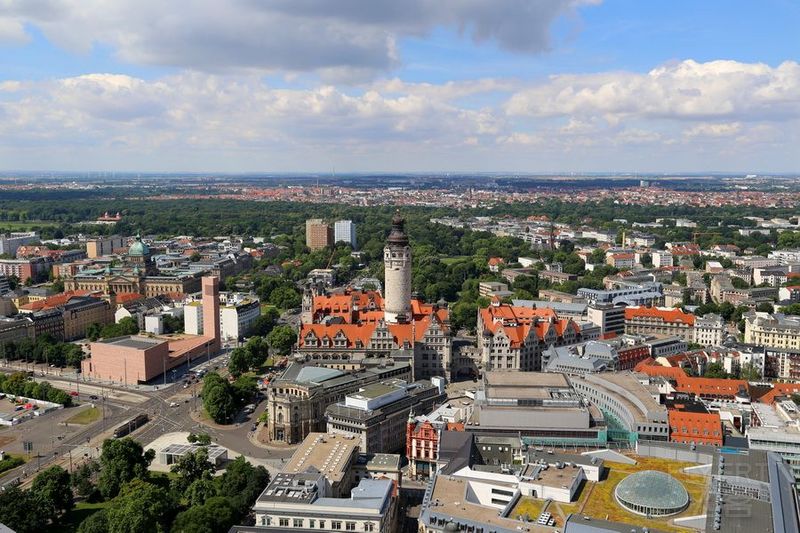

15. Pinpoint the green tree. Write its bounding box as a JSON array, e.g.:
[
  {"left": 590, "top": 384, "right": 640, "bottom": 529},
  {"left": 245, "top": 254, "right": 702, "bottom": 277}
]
[
  {"left": 244, "top": 336, "right": 269, "bottom": 368},
  {"left": 704, "top": 362, "right": 729, "bottom": 379},
  {"left": 250, "top": 308, "right": 279, "bottom": 337},
  {"left": 201, "top": 373, "right": 237, "bottom": 424},
  {"left": 450, "top": 300, "right": 478, "bottom": 333},
  {"left": 171, "top": 496, "right": 236, "bottom": 533},
  {"left": 104, "top": 479, "right": 175, "bottom": 533},
  {"left": 72, "top": 460, "right": 100, "bottom": 499},
  {"left": 227, "top": 347, "right": 249, "bottom": 377},
  {"left": 739, "top": 362, "right": 762, "bottom": 381},
  {"left": 266, "top": 325, "right": 297, "bottom": 356},
  {"left": 215, "top": 456, "right": 270, "bottom": 514},
  {"left": 731, "top": 277, "right": 750, "bottom": 289},
  {"left": 185, "top": 477, "right": 218, "bottom": 507},
  {"left": 756, "top": 302, "right": 775, "bottom": 313},
  {"left": 98, "top": 438, "right": 155, "bottom": 499},
  {"left": 268, "top": 286, "right": 301, "bottom": 310},
  {"left": 77, "top": 510, "right": 108, "bottom": 533},
  {"left": 31, "top": 465, "right": 74, "bottom": 520},
  {"left": 171, "top": 448, "right": 216, "bottom": 494},
  {"left": 0, "top": 486, "right": 45, "bottom": 533}
]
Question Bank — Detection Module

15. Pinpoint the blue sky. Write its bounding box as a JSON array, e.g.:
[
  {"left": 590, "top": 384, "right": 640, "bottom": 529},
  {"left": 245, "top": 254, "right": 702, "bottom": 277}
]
[{"left": 0, "top": 0, "right": 798, "bottom": 172}]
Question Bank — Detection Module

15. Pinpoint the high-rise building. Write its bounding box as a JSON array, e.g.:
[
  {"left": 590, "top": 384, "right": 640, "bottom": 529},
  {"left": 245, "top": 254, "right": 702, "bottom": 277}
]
[
  {"left": 305, "top": 219, "right": 333, "bottom": 251},
  {"left": 202, "top": 276, "right": 221, "bottom": 352},
  {"left": 334, "top": 219, "right": 357, "bottom": 248},
  {"left": 383, "top": 212, "right": 412, "bottom": 324},
  {"left": 86, "top": 235, "right": 126, "bottom": 258},
  {"left": 0, "top": 232, "right": 38, "bottom": 257}
]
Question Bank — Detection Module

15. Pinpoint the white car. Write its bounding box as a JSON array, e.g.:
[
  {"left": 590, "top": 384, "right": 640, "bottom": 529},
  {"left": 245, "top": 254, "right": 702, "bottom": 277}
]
[{"left": 169, "top": 402, "right": 178, "bottom": 407}]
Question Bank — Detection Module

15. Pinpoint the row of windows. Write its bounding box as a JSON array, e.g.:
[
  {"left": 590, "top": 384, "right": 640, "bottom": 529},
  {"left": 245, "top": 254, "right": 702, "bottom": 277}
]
[{"left": 263, "top": 516, "right": 374, "bottom": 531}]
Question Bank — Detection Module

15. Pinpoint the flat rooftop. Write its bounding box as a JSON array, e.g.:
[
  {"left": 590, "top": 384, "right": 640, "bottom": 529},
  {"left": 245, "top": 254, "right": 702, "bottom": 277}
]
[
  {"left": 356, "top": 453, "right": 401, "bottom": 471},
  {"left": 485, "top": 372, "right": 575, "bottom": 401},
  {"left": 99, "top": 335, "right": 166, "bottom": 350},
  {"left": 257, "top": 472, "right": 321, "bottom": 505},
  {"left": 283, "top": 433, "right": 359, "bottom": 484},
  {"left": 485, "top": 372, "right": 570, "bottom": 389},
  {"left": 522, "top": 463, "right": 583, "bottom": 488},
  {"left": 427, "top": 475, "right": 537, "bottom": 532}
]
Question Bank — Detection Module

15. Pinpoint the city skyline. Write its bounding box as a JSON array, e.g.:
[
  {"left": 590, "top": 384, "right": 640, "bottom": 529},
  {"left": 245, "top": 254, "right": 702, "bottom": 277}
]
[{"left": 0, "top": 1, "right": 799, "bottom": 173}]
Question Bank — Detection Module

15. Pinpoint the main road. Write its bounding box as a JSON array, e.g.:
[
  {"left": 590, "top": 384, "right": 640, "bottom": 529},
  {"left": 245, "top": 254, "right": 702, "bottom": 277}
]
[{"left": 0, "top": 362, "right": 293, "bottom": 488}]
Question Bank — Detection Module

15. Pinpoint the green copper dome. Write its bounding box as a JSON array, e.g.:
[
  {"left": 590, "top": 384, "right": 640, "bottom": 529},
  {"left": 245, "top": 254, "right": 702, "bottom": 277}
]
[{"left": 128, "top": 233, "right": 149, "bottom": 257}]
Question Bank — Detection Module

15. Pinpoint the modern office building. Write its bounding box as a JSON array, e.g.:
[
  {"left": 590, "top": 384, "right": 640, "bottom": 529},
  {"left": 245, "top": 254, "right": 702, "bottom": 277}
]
[
  {"left": 85, "top": 235, "right": 126, "bottom": 258},
  {"left": 266, "top": 361, "right": 412, "bottom": 445},
  {"left": 305, "top": 219, "right": 333, "bottom": 251},
  {"left": 240, "top": 433, "right": 399, "bottom": 533},
  {"left": 325, "top": 378, "right": 446, "bottom": 453},
  {"left": 334, "top": 219, "right": 357, "bottom": 248}
]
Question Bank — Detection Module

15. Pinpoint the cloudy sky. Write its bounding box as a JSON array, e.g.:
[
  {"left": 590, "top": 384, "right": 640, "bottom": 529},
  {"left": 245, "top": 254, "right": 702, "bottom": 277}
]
[{"left": 0, "top": 0, "right": 798, "bottom": 173}]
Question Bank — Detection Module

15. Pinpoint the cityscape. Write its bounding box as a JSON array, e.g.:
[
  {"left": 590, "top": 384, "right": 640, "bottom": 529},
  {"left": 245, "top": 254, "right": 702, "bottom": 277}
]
[{"left": 1, "top": 2, "right": 800, "bottom": 533}]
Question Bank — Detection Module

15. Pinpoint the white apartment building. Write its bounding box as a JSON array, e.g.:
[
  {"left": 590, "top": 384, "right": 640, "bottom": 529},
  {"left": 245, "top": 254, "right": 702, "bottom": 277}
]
[
  {"left": 184, "top": 301, "right": 203, "bottom": 335},
  {"left": 693, "top": 313, "right": 725, "bottom": 347},
  {"left": 652, "top": 250, "right": 673, "bottom": 268},
  {"left": 334, "top": 220, "right": 357, "bottom": 249},
  {"left": 744, "top": 312, "right": 800, "bottom": 350},
  {"left": 220, "top": 299, "right": 261, "bottom": 340}
]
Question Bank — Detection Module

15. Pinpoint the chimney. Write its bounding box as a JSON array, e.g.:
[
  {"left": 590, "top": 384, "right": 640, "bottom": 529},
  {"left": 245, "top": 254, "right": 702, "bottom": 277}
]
[{"left": 202, "top": 276, "right": 221, "bottom": 352}]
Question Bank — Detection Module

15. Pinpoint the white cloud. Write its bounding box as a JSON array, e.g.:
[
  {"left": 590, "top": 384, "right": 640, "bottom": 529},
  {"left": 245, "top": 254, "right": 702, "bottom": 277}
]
[
  {"left": 0, "top": 0, "right": 589, "bottom": 77},
  {"left": 0, "top": 17, "right": 28, "bottom": 44},
  {"left": 506, "top": 60, "right": 800, "bottom": 122},
  {"left": 0, "top": 59, "right": 798, "bottom": 171},
  {"left": 684, "top": 122, "right": 742, "bottom": 138}
]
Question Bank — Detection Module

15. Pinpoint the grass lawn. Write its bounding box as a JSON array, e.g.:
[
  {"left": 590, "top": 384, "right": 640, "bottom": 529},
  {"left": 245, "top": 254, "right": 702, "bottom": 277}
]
[
  {"left": 65, "top": 406, "right": 101, "bottom": 425},
  {"left": 0, "top": 220, "right": 58, "bottom": 231},
  {"left": 53, "top": 501, "right": 111, "bottom": 533},
  {"left": 509, "top": 496, "right": 544, "bottom": 521},
  {"left": 440, "top": 255, "right": 472, "bottom": 265},
  {"left": 578, "top": 457, "right": 709, "bottom": 533},
  {"left": 0, "top": 453, "right": 27, "bottom": 475}
]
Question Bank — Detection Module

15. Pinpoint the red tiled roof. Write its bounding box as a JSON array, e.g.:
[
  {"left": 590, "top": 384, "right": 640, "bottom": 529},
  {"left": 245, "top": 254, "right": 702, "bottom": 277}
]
[
  {"left": 668, "top": 410, "right": 723, "bottom": 445},
  {"left": 19, "top": 290, "right": 99, "bottom": 311},
  {"left": 115, "top": 292, "right": 143, "bottom": 304},
  {"left": 674, "top": 376, "right": 749, "bottom": 398},
  {"left": 758, "top": 383, "right": 800, "bottom": 405},
  {"left": 480, "top": 303, "right": 577, "bottom": 348},
  {"left": 624, "top": 306, "right": 695, "bottom": 326}
]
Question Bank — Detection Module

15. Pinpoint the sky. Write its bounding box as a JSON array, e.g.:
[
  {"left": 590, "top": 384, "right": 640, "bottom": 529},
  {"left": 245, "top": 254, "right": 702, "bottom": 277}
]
[{"left": 0, "top": 0, "right": 798, "bottom": 173}]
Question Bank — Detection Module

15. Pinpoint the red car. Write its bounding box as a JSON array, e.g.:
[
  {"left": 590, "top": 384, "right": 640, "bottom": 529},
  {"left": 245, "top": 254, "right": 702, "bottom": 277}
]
[{"left": 69, "top": 391, "right": 79, "bottom": 396}]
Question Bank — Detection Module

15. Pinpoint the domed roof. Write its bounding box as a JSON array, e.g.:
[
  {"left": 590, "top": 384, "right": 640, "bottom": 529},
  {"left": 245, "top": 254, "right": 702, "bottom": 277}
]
[
  {"left": 128, "top": 233, "right": 149, "bottom": 257},
  {"left": 615, "top": 470, "right": 688, "bottom": 515},
  {"left": 386, "top": 211, "right": 409, "bottom": 246}
]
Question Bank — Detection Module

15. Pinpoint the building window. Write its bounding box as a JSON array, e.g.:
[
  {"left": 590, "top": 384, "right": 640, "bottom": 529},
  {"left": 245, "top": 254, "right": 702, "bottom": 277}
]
[
  {"left": 294, "top": 519, "right": 303, "bottom": 528},
  {"left": 279, "top": 518, "right": 289, "bottom": 527},
  {"left": 332, "top": 521, "right": 342, "bottom": 530},
  {"left": 346, "top": 522, "right": 356, "bottom": 531}
]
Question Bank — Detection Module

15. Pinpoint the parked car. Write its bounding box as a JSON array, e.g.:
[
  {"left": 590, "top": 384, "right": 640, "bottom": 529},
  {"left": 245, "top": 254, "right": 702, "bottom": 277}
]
[
  {"left": 69, "top": 391, "right": 79, "bottom": 397},
  {"left": 89, "top": 395, "right": 99, "bottom": 400}
]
